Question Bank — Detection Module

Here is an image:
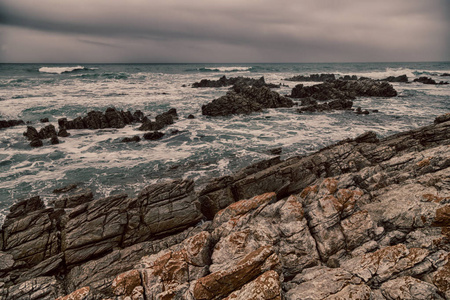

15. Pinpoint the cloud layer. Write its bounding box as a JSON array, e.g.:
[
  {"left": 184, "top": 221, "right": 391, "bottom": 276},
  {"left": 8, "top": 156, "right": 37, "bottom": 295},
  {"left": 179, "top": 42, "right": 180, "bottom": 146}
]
[{"left": 0, "top": 0, "right": 449, "bottom": 63}]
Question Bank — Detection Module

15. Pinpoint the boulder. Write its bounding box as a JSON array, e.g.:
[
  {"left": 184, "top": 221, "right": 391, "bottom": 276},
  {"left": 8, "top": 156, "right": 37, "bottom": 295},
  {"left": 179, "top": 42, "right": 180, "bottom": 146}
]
[
  {"left": 202, "top": 85, "right": 294, "bottom": 116},
  {"left": 381, "top": 74, "right": 408, "bottom": 82},
  {"left": 30, "top": 138, "right": 43, "bottom": 147},
  {"left": 0, "top": 119, "right": 25, "bottom": 129},
  {"left": 40, "top": 118, "right": 49, "bottom": 123},
  {"left": 57, "top": 128, "right": 70, "bottom": 137},
  {"left": 121, "top": 135, "right": 141, "bottom": 143},
  {"left": 285, "top": 74, "right": 336, "bottom": 82},
  {"left": 23, "top": 126, "right": 40, "bottom": 140},
  {"left": 192, "top": 75, "right": 279, "bottom": 88},
  {"left": 143, "top": 131, "right": 164, "bottom": 140},
  {"left": 290, "top": 79, "right": 397, "bottom": 99}
]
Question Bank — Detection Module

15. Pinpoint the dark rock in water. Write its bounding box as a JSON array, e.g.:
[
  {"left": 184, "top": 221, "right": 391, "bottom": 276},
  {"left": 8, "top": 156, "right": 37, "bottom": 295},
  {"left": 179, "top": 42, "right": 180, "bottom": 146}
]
[
  {"left": 300, "top": 97, "right": 318, "bottom": 106},
  {"left": 412, "top": 77, "right": 448, "bottom": 85},
  {"left": 169, "top": 129, "right": 180, "bottom": 135},
  {"left": 341, "top": 75, "right": 358, "bottom": 81},
  {"left": 192, "top": 75, "right": 279, "bottom": 88},
  {"left": 40, "top": 118, "right": 49, "bottom": 123},
  {"left": 435, "top": 113, "right": 450, "bottom": 124},
  {"left": 53, "top": 184, "right": 78, "bottom": 194},
  {"left": 298, "top": 99, "right": 353, "bottom": 113},
  {"left": 413, "top": 77, "right": 436, "bottom": 84},
  {"left": 121, "top": 135, "right": 141, "bottom": 143},
  {"left": 57, "top": 128, "right": 70, "bottom": 137},
  {"left": 285, "top": 73, "right": 336, "bottom": 82},
  {"left": 372, "top": 109, "right": 379, "bottom": 113},
  {"left": 381, "top": 75, "right": 408, "bottom": 82},
  {"left": 143, "top": 131, "right": 165, "bottom": 140},
  {"left": 58, "top": 107, "right": 139, "bottom": 131},
  {"left": 23, "top": 126, "right": 40, "bottom": 140},
  {"left": 38, "top": 124, "right": 57, "bottom": 139},
  {"left": 30, "top": 138, "right": 43, "bottom": 147},
  {"left": 354, "top": 131, "right": 379, "bottom": 143},
  {"left": 132, "top": 110, "right": 145, "bottom": 122},
  {"left": 50, "top": 135, "right": 60, "bottom": 145},
  {"left": 441, "top": 73, "right": 450, "bottom": 76},
  {"left": 290, "top": 79, "right": 397, "bottom": 100},
  {"left": 202, "top": 85, "right": 294, "bottom": 116},
  {"left": 355, "top": 107, "right": 370, "bottom": 115},
  {"left": 187, "top": 114, "right": 195, "bottom": 119},
  {"left": 0, "top": 119, "right": 25, "bottom": 129},
  {"left": 139, "top": 108, "right": 177, "bottom": 131},
  {"left": 268, "top": 147, "right": 282, "bottom": 155}
]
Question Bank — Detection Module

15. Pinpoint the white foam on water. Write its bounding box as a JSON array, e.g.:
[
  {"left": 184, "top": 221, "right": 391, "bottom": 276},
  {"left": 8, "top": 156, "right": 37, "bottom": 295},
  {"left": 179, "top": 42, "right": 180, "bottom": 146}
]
[
  {"left": 202, "top": 66, "right": 252, "bottom": 72},
  {"left": 39, "top": 66, "right": 88, "bottom": 74}
]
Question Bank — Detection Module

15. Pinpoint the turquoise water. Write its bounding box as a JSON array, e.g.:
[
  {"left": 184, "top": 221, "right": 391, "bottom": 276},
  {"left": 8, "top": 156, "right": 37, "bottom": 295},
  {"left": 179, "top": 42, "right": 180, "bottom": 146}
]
[{"left": 0, "top": 62, "right": 449, "bottom": 219}]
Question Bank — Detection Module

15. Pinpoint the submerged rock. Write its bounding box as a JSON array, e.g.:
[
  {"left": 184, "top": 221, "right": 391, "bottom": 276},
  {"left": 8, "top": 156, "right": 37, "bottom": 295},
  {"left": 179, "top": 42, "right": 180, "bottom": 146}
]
[
  {"left": 121, "top": 135, "right": 141, "bottom": 143},
  {"left": 143, "top": 131, "right": 164, "bottom": 140},
  {"left": 202, "top": 85, "right": 294, "bottom": 116}
]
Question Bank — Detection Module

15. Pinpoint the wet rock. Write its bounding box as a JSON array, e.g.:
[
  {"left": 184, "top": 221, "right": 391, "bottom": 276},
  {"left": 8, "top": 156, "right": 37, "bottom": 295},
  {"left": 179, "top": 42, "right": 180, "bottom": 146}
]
[
  {"left": 58, "top": 107, "right": 138, "bottom": 130},
  {"left": 414, "top": 76, "right": 449, "bottom": 85},
  {"left": 285, "top": 73, "right": 336, "bottom": 82},
  {"left": 30, "top": 138, "right": 43, "bottom": 147},
  {"left": 0, "top": 119, "right": 25, "bottom": 129},
  {"left": 355, "top": 107, "right": 370, "bottom": 115},
  {"left": 39, "top": 124, "right": 58, "bottom": 139},
  {"left": 340, "top": 75, "right": 358, "bottom": 80},
  {"left": 354, "top": 131, "right": 379, "bottom": 143},
  {"left": 297, "top": 99, "right": 353, "bottom": 113},
  {"left": 53, "top": 184, "right": 78, "bottom": 194},
  {"left": 50, "top": 135, "right": 60, "bottom": 145},
  {"left": 290, "top": 79, "right": 397, "bottom": 99},
  {"left": 381, "top": 74, "right": 408, "bottom": 82},
  {"left": 139, "top": 108, "right": 177, "bottom": 131},
  {"left": 121, "top": 135, "right": 141, "bottom": 143},
  {"left": 187, "top": 114, "right": 195, "bottom": 119},
  {"left": 441, "top": 73, "right": 450, "bottom": 76},
  {"left": 202, "top": 85, "right": 293, "bottom": 116},
  {"left": 143, "top": 131, "right": 164, "bottom": 140},
  {"left": 40, "top": 118, "right": 49, "bottom": 123},
  {"left": 435, "top": 113, "right": 450, "bottom": 124},
  {"left": 192, "top": 75, "right": 279, "bottom": 88},
  {"left": 57, "top": 128, "right": 70, "bottom": 137},
  {"left": 23, "top": 126, "right": 40, "bottom": 140}
]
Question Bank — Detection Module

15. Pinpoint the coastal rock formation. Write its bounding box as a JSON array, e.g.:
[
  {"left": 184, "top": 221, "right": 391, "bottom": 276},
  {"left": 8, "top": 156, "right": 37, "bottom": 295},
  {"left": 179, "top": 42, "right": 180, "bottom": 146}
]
[
  {"left": 1, "top": 114, "right": 449, "bottom": 299},
  {"left": 285, "top": 73, "right": 336, "bottom": 82},
  {"left": 138, "top": 108, "right": 177, "bottom": 131},
  {"left": 202, "top": 84, "right": 294, "bottom": 116},
  {"left": 414, "top": 77, "right": 449, "bottom": 85},
  {"left": 381, "top": 74, "right": 408, "bottom": 82},
  {"left": 0, "top": 119, "right": 25, "bottom": 129},
  {"left": 290, "top": 79, "right": 398, "bottom": 100},
  {"left": 297, "top": 98, "right": 353, "bottom": 113},
  {"left": 58, "top": 107, "right": 142, "bottom": 130},
  {"left": 192, "top": 75, "right": 279, "bottom": 88}
]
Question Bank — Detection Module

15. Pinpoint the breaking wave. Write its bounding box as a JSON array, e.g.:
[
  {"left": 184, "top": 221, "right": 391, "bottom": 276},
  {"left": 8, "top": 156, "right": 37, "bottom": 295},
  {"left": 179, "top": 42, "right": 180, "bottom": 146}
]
[{"left": 39, "top": 66, "right": 95, "bottom": 74}]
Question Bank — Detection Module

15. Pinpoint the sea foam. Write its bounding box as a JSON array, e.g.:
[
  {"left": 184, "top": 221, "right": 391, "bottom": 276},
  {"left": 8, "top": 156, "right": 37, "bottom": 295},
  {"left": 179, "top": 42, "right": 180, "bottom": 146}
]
[{"left": 39, "top": 66, "right": 89, "bottom": 74}]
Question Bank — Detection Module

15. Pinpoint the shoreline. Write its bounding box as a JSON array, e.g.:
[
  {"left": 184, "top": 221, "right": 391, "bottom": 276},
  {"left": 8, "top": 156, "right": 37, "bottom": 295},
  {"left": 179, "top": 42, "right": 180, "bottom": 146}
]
[{"left": 0, "top": 113, "right": 449, "bottom": 299}]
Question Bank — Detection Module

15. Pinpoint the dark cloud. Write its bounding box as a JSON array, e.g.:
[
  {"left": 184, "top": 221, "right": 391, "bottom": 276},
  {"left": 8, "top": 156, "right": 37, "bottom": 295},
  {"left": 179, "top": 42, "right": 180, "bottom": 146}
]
[{"left": 0, "top": 0, "right": 448, "bottom": 63}]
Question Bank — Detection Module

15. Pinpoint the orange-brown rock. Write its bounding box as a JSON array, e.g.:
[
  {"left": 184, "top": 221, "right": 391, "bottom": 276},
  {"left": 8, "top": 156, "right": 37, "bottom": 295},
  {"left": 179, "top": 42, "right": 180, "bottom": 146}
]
[
  {"left": 56, "top": 286, "right": 90, "bottom": 300},
  {"left": 111, "top": 269, "right": 142, "bottom": 296},
  {"left": 223, "top": 270, "right": 282, "bottom": 300},
  {"left": 194, "top": 246, "right": 279, "bottom": 300}
]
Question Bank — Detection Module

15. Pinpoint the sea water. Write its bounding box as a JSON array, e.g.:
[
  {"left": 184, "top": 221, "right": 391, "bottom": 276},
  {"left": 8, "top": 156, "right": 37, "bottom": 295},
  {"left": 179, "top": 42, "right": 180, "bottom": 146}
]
[{"left": 0, "top": 62, "right": 449, "bottom": 220}]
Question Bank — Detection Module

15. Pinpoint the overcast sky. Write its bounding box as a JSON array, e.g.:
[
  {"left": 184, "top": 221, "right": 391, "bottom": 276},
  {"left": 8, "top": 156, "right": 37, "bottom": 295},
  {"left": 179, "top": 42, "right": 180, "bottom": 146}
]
[{"left": 0, "top": 0, "right": 449, "bottom": 63}]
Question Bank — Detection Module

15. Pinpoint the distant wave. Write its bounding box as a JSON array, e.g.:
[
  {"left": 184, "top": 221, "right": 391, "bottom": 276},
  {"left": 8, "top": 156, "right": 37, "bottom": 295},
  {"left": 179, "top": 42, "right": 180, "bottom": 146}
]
[
  {"left": 39, "top": 66, "right": 95, "bottom": 74},
  {"left": 186, "top": 66, "right": 253, "bottom": 72},
  {"left": 76, "top": 72, "right": 128, "bottom": 80}
]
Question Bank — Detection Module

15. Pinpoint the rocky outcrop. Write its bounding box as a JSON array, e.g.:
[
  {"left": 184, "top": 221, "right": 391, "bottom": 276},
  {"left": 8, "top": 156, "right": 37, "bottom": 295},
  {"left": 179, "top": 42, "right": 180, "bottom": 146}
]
[
  {"left": 1, "top": 114, "right": 449, "bottom": 299},
  {"left": 381, "top": 74, "right": 408, "bottom": 82},
  {"left": 58, "top": 107, "right": 142, "bottom": 130},
  {"left": 285, "top": 73, "right": 336, "bottom": 82},
  {"left": 290, "top": 79, "right": 398, "bottom": 100},
  {"left": 23, "top": 124, "right": 59, "bottom": 147},
  {"left": 138, "top": 108, "right": 177, "bottom": 131},
  {"left": 192, "top": 75, "right": 279, "bottom": 88},
  {"left": 297, "top": 98, "right": 353, "bottom": 113},
  {"left": 0, "top": 119, "right": 25, "bottom": 129},
  {"left": 202, "top": 85, "right": 294, "bottom": 116},
  {"left": 414, "top": 76, "right": 449, "bottom": 85}
]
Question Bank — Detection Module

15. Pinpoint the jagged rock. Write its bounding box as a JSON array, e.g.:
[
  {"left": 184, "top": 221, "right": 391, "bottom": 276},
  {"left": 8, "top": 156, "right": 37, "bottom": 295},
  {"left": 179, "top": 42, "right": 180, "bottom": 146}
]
[
  {"left": 58, "top": 107, "right": 138, "bottom": 130},
  {"left": 30, "top": 138, "right": 43, "bottom": 147},
  {"left": 121, "top": 135, "right": 141, "bottom": 143},
  {"left": 381, "top": 74, "right": 408, "bottom": 82},
  {"left": 192, "top": 75, "right": 279, "bottom": 88},
  {"left": 414, "top": 76, "right": 449, "bottom": 85},
  {"left": 143, "top": 131, "right": 164, "bottom": 140},
  {"left": 297, "top": 99, "right": 353, "bottom": 113},
  {"left": 53, "top": 184, "right": 78, "bottom": 194},
  {"left": 285, "top": 74, "right": 336, "bottom": 82},
  {"left": 354, "top": 131, "right": 379, "bottom": 143},
  {"left": 380, "top": 276, "right": 444, "bottom": 299},
  {"left": 3, "top": 276, "right": 60, "bottom": 300},
  {"left": 0, "top": 119, "right": 25, "bottom": 129},
  {"left": 57, "top": 128, "right": 70, "bottom": 137},
  {"left": 139, "top": 108, "right": 177, "bottom": 131},
  {"left": 53, "top": 188, "right": 93, "bottom": 208},
  {"left": 38, "top": 124, "right": 58, "bottom": 139},
  {"left": 202, "top": 85, "right": 293, "bottom": 116},
  {"left": 23, "top": 126, "right": 40, "bottom": 140},
  {"left": 290, "top": 79, "right": 397, "bottom": 99},
  {"left": 56, "top": 286, "right": 90, "bottom": 300},
  {"left": 435, "top": 113, "right": 450, "bottom": 124},
  {"left": 223, "top": 270, "right": 282, "bottom": 300},
  {"left": 341, "top": 75, "right": 358, "bottom": 80},
  {"left": 50, "top": 135, "right": 60, "bottom": 145}
]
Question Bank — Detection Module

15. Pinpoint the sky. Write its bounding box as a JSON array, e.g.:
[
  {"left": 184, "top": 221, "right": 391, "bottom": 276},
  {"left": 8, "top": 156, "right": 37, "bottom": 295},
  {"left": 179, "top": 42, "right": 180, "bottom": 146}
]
[{"left": 0, "top": 0, "right": 449, "bottom": 63}]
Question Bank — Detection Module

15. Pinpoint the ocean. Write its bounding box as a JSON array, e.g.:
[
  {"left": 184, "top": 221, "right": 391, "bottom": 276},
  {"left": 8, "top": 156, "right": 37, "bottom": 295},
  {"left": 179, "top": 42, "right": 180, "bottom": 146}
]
[{"left": 0, "top": 62, "right": 449, "bottom": 220}]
